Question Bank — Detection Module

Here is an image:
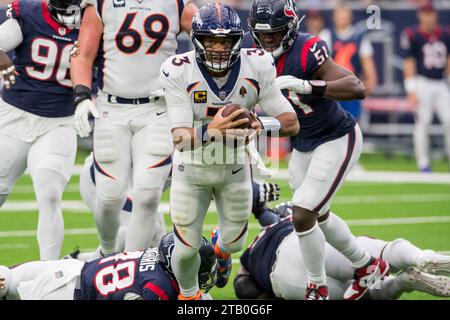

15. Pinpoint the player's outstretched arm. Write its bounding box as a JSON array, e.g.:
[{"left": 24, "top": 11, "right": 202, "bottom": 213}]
[{"left": 311, "top": 58, "right": 366, "bottom": 101}]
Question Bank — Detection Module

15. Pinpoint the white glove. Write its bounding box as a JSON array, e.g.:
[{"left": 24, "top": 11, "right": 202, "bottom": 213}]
[
  {"left": 275, "top": 75, "right": 312, "bottom": 95},
  {"left": 74, "top": 99, "right": 99, "bottom": 138},
  {"left": 1, "top": 66, "right": 18, "bottom": 90}
]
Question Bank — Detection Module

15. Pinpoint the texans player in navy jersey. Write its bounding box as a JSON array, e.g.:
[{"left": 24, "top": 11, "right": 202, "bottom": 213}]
[
  {"left": 233, "top": 202, "right": 450, "bottom": 300},
  {"left": 0, "top": 232, "right": 217, "bottom": 300},
  {"left": 246, "top": 0, "right": 389, "bottom": 300},
  {"left": 400, "top": 2, "right": 450, "bottom": 173},
  {"left": 0, "top": 0, "right": 81, "bottom": 261}
]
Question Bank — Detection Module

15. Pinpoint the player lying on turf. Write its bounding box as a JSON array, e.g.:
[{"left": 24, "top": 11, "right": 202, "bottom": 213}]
[
  {"left": 0, "top": 232, "right": 216, "bottom": 300},
  {"left": 66, "top": 153, "right": 281, "bottom": 262},
  {"left": 233, "top": 202, "right": 450, "bottom": 300}
]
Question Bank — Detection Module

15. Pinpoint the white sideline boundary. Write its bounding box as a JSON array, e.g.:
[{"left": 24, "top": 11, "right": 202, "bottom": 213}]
[{"left": 1, "top": 215, "right": 450, "bottom": 238}]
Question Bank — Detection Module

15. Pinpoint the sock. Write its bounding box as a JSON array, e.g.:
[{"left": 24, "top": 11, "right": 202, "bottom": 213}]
[
  {"left": 296, "top": 222, "right": 327, "bottom": 285},
  {"left": 171, "top": 236, "right": 201, "bottom": 298},
  {"left": 32, "top": 169, "right": 66, "bottom": 260},
  {"left": 319, "top": 213, "right": 371, "bottom": 268}
]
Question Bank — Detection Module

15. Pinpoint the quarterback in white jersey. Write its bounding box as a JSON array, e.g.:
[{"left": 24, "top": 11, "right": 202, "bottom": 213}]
[
  {"left": 70, "top": 0, "right": 197, "bottom": 255},
  {"left": 160, "top": 3, "right": 299, "bottom": 300}
]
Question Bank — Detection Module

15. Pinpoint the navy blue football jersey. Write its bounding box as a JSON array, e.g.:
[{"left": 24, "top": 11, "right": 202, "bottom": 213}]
[
  {"left": 75, "top": 248, "right": 179, "bottom": 300},
  {"left": 2, "top": 0, "right": 78, "bottom": 117},
  {"left": 400, "top": 26, "right": 450, "bottom": 80},
  {"left": 240, "top": 216, "right": 294, "bottom": 297},
  {"left": 243, "top": 32, "right": 356, "bottom": 152}
]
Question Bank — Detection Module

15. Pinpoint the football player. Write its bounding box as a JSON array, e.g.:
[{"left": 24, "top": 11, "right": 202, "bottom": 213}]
[
  {"left": 400, "top": 2, "right": 450, "bottom": 172},
  {"left": 0, "top": 0, "right": 81, "bottom": 260},
  {"left": 70, "top": 153, "right": 281, "bottom": 261},
  {"left": 0, "top": 232, "right": 216, "bottom": 300},
  {"left": 246, "top": 0, "right": 388, "bottom": 300},
  {"left": 234, "top": 202, "right": 450, "bottom": 300},
  {"left": 159, "top": 3, "right": 299, "bottom": 300},
  {"left": 69, "top": 0, "right": 198, "bottom": 255}
]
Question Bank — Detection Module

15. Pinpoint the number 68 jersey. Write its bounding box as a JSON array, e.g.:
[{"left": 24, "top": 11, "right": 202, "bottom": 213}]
[
  {"left": 3, "top": 0, "right": 78, "bottom": 118},
  {"left": 83, "top": 0, "right": 187, "bottom": 99}
]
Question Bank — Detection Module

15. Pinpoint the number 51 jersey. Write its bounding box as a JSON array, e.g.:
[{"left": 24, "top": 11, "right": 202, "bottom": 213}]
[
  {"left": 84, "top": 0, "right": 187, "bottom": 99},
  {"left": 3, "top": 0, "right": 79, "bottom": 118}
]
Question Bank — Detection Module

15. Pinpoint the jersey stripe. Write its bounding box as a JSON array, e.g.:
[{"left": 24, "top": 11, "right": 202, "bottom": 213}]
[
  {"left": 276, "top": 52, "right": 287, "bottom": 76},
  {"left": 144, "top": 282, "right": 170, "bottom": 300},
  {"left": 147, "top": 155, "right": 173, "bottom": 169},
  {"left": 97, "top": 0, "right": 104, "bottom": 18},
  {"left": 300, "top": 36, "right": 321, "bottom": 73},
  {"left": 176, "top": 0, "right": 184, "bottom": 20},
  {"left": 313, "top": 126, "right": 356, "bottom": 212},
  {"left": 12, "top": 0, "right": 20, "bottom": 16}
]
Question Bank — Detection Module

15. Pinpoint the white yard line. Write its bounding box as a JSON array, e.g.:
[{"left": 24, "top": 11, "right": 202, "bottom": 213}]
[
  {"left": 1, "top": 215, "right": 450, "bottom": 238},
  {"left": 2, "top": 192, "right": 450, "bottom": 213},
  {"left": 21, "top": 166, "right": 450, "bottom": 184}
]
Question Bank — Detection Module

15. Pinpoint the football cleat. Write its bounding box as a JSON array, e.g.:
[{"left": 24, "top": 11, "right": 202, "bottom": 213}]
[
  {"left": 211, "top": 228, "right": 232, "bottom": 288},
  {"left": 416, "top": 250, "right": 450, "bottom": 277},
  {"left": 398, "top": 267, "right": 450, "bottom": 297},
  {"left": 344, "top": 258, "right": 390, "bottom": 300},
  {"left": 178, "top": 290, "right": 212, "bottom": 300},
  {"left": 305, "top": 282, "right": 329, "bottom": 300}
]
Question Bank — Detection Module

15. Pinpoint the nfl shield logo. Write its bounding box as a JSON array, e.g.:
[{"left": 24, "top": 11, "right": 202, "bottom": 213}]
[
  {"left": 219, "top": 91, "right": 227, "bottom": 101},
  {"left": 58, "top": 27, "right": 67, "bottom": 36}
]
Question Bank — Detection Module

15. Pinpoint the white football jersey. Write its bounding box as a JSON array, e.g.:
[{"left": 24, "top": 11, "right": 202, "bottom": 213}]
[
  {"left": 160, "top": 48, "right": 295, "bottom": 165},
  {"left": 83, "top": 0, "right": 188, "bottom": 98}
]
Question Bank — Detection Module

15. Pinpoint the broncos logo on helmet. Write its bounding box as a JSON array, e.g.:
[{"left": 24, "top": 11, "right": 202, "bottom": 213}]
[
  {"left": 48, "top": 0, "right": 82, "bottom": 29},
  {"left": 248, "top": 0, "right": 302, "bottom": 58},
  {"left": 158, "top": 232, "right": 217, "bottom": 293},
  {"left": 191, "top": 3, "right": 243, "bottom": 73}
]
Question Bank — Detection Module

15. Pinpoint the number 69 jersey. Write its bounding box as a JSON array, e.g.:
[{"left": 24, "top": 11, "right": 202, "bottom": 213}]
[
  {"left": 83, "top": 0, "right": 187, "bottom": 99},
  {"left": 159, "top": 48, "right": 295, "bottom": 164},
  {"left": 2, "top": 0, "right": 78, "bottom": 118},
  {"left": 75, "top": 248, "right": 179, "bottom": 300}
]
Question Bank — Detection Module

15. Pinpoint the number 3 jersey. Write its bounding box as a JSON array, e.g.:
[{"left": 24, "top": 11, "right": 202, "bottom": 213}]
[
  {"left": 160, "top": 49, "right": 294, "bottom": 165},
  {"left": 83, "top": 0, "right": 187, "bottom": 99},
  {"left": 3, "top": 0, "right": 78, "bottom": 118},
  {"left": 75, "top": 248, "right": 179, "bottom": 300},
  {"left": 243, "top": 32, "right": 356, "bottom": 153}
]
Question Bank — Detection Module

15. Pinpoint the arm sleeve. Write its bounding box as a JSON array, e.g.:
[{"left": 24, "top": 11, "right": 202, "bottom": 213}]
[
  {"left": 0, "top": 18, "right": 23, "bottom": 52},
  {"left": 258, "top": 57, "right": 295, "bottom": 117},
  {"left": 359, "top": 35, "right": 374, "bottom": 58},
  {"left": 159, "top": 63, "right": 194, "bottom": 128}
]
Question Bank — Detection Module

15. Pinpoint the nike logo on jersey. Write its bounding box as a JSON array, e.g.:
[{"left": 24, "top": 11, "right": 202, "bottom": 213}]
[
  {"left": 156, "top": 111, "right": 167, "bottom": 116},
  {"left": 162, "top": 69, "right": 169, "bottom": 77},
  {"left": 232, "top": 167, "right": 243, "bottom": 175}
]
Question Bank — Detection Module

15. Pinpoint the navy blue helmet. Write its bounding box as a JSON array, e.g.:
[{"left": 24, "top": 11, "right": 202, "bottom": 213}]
[
  {"left": 248, "top": 0, "right": 300, "bottom": 58},
  {"left": 48, "top": 0, "right": 82, "bottom": 28},
  {"left": 273, "top": 201, "right": 293, "bottom": 218},
  {"left": 158, "top": 232, "right": 217, "bottom": 293},
  {"left": 191, "top": 3, "right": 244, "bottom": 73}
]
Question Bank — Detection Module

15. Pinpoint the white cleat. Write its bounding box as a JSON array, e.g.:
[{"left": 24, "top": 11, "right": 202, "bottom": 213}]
[
  {"left": 398, "top": 267, "right": 450, "bottom": 297},
  {"left": 0, "top": 265, "right": 11, "bottom": 300},
  {"left": 416, "top": 250, "right": 450, "bottom": 276}
]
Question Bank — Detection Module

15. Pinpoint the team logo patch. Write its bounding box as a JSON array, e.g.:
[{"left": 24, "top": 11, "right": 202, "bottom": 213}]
[
  {"left": 58, "top": 27, "right": 67, "bottom": 36},
  {"left": 194, "top": 91, "right": 207, "bottom": 103},
  {"left": 284, "top": 0, "right": 297, "bottom": 18},
  {"left": 239, "top": 86, "right": 247, "bottom": 97},
  {"left": 219, "top": 91, "right": 227, "bottom": 101},
  {"left": 113, "top": 0, "right": 126, "bottom": 8},
  {"left": 178, "top": 164, "right": 185, "bottom": 172},
  {"left": 54, "top": 271, "right": 64, "bottom": 279}
]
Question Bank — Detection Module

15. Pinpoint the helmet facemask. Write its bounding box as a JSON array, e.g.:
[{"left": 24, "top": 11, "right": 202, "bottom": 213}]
[
  {"left": 48, "top": 0, "right": 82, "bottom": 29},
  {"left": 193, "top": 32, "right": 243, "bottom": 74}
]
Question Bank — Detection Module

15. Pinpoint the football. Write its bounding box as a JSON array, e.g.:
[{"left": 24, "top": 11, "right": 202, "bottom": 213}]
[{"left": 221, "top": 104, "right": 253, "bottom": 129}]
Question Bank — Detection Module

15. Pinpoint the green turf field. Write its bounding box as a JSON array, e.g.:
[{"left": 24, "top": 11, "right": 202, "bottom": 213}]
[{"left": 0, "top": 150, "right": 449, "bottom": 300}]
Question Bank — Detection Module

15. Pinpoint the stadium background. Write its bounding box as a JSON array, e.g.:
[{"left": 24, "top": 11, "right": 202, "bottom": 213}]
[{"left": 0, "top": 0, "right": 449, "bottom": 300}]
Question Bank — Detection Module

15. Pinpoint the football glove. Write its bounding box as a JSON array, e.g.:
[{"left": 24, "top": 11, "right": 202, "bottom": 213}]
[
  {"left": 258, "top": 182, "right": 280, "bottom": 203},
  {"left": 1, "top": 65, "right": 18, "bottom": 90},
  {"left": 74, "top": 99, "right": 99, "bottom": 138},
  {"left": 276, "top": 75, "right": 312, "bottom": 95}
]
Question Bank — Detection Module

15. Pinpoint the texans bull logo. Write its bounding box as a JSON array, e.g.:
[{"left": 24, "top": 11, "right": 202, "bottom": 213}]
[{"left": 284, "top": 0, "right": 297, "bottom": 18}]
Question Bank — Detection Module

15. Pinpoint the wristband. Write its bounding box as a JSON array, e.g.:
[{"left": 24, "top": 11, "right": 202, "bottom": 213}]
[
  {"left": 73, "top": 84, "right": 92, "bottom": 107},
  {"left": 309, "top": 80, "right": 327, "bottom": 96}
]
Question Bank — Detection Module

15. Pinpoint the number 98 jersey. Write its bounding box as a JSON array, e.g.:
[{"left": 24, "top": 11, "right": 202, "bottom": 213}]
[
  {"left": 3, "top": 0, "right": 79, "bottom": 118},
  {"left": 84, "top": 0, "right": 187, "bottom": 99}
]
